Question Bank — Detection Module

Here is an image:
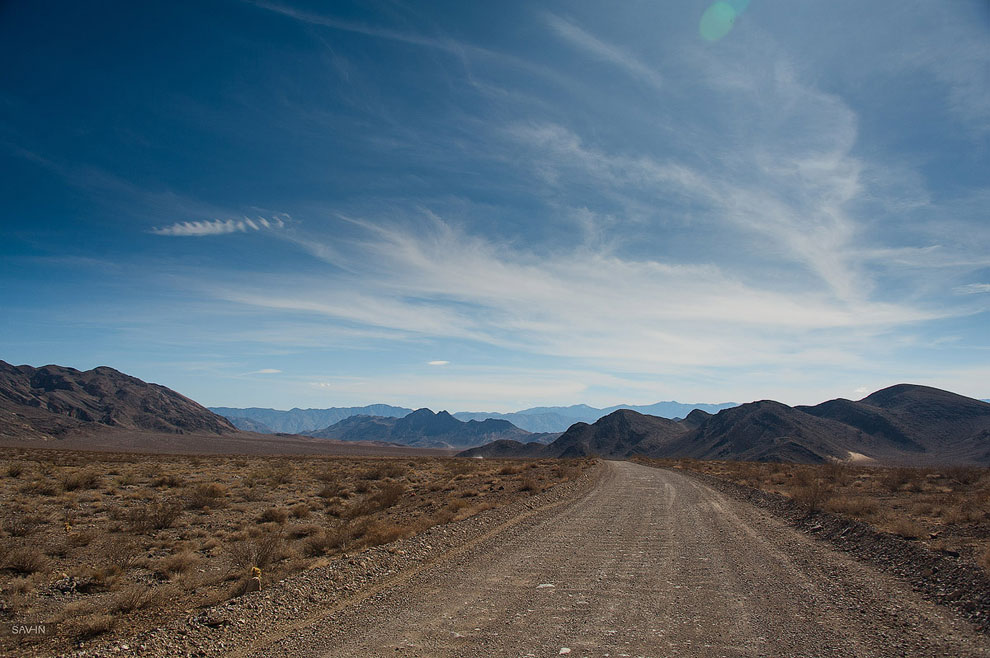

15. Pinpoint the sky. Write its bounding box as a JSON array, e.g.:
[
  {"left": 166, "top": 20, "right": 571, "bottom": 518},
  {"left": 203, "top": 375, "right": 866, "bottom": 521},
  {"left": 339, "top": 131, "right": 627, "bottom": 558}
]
[{"left": 1, "top": 0, "right": 989, "bottom": 412}]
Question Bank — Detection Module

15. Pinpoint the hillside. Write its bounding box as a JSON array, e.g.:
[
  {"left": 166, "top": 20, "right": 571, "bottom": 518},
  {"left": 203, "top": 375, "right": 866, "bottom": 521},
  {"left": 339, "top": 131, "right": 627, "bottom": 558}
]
[
  {"left": 305, "top": 408, "right": 555, "bottom": 449},
  {"left": 461, "top": 385, "right": 990, "bottom": 465},
  {"left": 0, "top": 360, "right": 236, "bottom": 437}
]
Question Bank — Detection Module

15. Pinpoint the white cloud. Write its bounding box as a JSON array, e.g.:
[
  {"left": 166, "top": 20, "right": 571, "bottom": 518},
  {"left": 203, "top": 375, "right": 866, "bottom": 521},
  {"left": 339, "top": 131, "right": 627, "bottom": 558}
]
[
  {"left": 251, "top": 368, "right": 282, "bottom": 374},
  {"left": 151, "top": 216, "right": 286, "bottom": 237},
  {"left": 213, "top": 215, "right": 941, "bottom": 376},
  {"left": 955, "top": 283, "right": 990, "bottom": 295},
  {"left": 428, "top": 360, "right": 450, "bottom": 366}
]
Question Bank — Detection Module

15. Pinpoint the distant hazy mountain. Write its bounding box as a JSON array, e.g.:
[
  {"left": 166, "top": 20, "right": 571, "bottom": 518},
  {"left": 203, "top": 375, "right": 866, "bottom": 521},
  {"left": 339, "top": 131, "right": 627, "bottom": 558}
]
[
  {"left": 461, "top": 384, "right": 990, "bottom": 466},
  {"left": 209, "top": 404, "right": 413, "bottom": 434},
  {"left": 454, "top": 401, "right": 736, "bottom": 432},
  {"left": 452, "top": 411, "right": 579, "bottom": 433},
  {"left": 304, "top": 408, "right": 558, "bottom": 449},
  {"left": 225, "top": 416, "right": 275, "bottom": 433},
  {"left": 0, "top": 360, "right": 236, "bottom": 438}
]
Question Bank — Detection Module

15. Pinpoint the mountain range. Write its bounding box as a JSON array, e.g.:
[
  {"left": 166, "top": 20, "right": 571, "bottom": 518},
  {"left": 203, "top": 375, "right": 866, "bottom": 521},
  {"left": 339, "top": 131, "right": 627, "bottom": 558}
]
[
  {"left": 460, "top": 384, "right": 990, "bottom": 465},
  {"left": 209, "top": 404, "right": 414, "bottom": 434},
  {"left": 302, "top": 408, "right": 559, "bottom": 449},
  {"left": 211, "top": 400, "right": 737, "bottom": 434},
  {"left": 5, "top": 360, "right": 988, "bottom": 465},
  {"left": 0, "top": 360, "right": 235, "bottom": 438}
]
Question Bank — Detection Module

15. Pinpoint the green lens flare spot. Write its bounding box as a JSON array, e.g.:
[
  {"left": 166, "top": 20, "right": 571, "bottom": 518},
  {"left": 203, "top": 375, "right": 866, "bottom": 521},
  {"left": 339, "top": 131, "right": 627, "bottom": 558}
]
[{"left": 700, "top": 1, "right": 737, "bottom": 42}]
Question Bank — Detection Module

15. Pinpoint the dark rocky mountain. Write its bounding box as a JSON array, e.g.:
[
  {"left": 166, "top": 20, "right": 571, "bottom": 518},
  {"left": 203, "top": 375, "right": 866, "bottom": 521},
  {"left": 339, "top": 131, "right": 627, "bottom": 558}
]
[
  {"left": 0, "top": 360, "right": 236, "bottom": 438},
  {"left": 544, "top": 410, "right": 688, "bottom": 459},
  {"left": 460, "top": 385, "right": 990, "bottom": 465},
  {"left": 678, "top": 409, "right": 713, "bottom": 431},
  {"left": 209, "top": 404, "right": 414, "bottom": 434},
  {"left": 452, "top": 411, "right": 578, "bottom": 433},
  {"left": 304, "top": 408, "right": 557, "bottom": 449}
]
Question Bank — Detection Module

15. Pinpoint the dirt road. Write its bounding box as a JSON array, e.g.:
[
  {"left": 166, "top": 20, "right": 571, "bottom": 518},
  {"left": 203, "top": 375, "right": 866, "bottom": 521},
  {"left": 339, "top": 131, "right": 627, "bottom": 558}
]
[{"left": 260, "top": 461, "right": 990, "bottom": 657}]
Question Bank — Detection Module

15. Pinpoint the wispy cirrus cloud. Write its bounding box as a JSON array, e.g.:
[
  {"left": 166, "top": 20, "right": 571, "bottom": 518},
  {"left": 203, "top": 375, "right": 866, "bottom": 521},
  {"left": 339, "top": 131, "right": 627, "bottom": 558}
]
[
  {"left": 955, "top": 283, "right": 990, "bottom": 295},
  {"left": 151, "top": 215, "right": 286, "bottom": 237},
  {"left": 544, "top": 13, "right": 663, "bottom": 91}
]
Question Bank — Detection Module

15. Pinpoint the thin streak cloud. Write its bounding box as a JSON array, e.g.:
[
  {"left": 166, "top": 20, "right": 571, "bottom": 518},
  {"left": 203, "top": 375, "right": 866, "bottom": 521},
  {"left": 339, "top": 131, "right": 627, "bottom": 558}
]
[
  {"left": 151, "top": 216, "right": 286, "bottom": 237},
  {"left": 544, "top": 14, "right": 663, "bottom": 91}
]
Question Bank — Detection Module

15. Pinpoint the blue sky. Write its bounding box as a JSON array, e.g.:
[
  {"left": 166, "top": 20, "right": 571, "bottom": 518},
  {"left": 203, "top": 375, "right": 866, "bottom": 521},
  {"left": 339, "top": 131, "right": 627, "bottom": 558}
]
[{"left": 2, "top": 0, "right": 989, "bottom": 412}]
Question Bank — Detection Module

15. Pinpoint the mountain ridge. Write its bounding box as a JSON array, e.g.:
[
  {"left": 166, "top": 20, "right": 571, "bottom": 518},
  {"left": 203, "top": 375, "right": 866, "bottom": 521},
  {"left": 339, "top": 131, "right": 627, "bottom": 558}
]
[
  {"left": 0, "top": 360, "right": 236, "bottom": 437},
  {"left": 460, "top": 384, "right": 990, "bottom": 465},
  {"left": 303, "top": 408, "right": 558, "bottom": 449}
]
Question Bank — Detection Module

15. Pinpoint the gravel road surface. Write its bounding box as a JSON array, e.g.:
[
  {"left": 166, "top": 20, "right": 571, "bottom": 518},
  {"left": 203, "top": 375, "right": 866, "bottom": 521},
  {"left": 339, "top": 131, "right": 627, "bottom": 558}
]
[{"left": 249, "top": 461, "right": 990, "bottom": 657}]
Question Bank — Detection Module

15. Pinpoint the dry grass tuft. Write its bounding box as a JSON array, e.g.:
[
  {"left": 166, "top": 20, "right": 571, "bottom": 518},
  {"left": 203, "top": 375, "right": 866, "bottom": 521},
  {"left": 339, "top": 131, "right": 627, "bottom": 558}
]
[{"left": 60, "top": 469, "right": 102, "bottom": 491}]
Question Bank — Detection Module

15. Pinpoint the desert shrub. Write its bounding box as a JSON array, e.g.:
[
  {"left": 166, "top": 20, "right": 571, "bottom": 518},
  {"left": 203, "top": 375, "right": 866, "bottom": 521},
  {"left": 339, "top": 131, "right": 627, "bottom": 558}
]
[
  {"left": 71, "top": 565, "right": 119, "bottom": 594},
  {"left": 943, "top": 466, "right": 984, "bottom": 486},
  {"left": 227, "top": 530, "right": 285, "bottom": 571},
  {"left": 373, "top": 482, "right": 406, "bottom": 508},
  {"left": 259, "top": 507, "right": 289, "bottom": 524},
  {"left": 113, "top": 584, "right": 161, "bottom": 613},
  {"left": 881, "top": 467, "right": 918, "bottom": 493},
  {"left": 303, "top": 527, "right": 350, "bottom": 556},
  {"left": 887, "top": 517, "right": 926, "bottom": 539},
  {"left": 1, "top": 509, "right": 45, "bottom": 537},
  {"left": 821, "top": 461, "right": 852, "bottom": 487},
  {"left": 351, "top": 518, "right": 408, "bottom": 548},
  {"left": 448, "top": 460, "right": 474, "bottom": 476},
  {"left": 360, "top": 462, "right": 406, "bottom": 480},
  {"left": 263, "top": 461, "right": 295, "bottom": 484},
  {"left": 19, "top": 478, "right": 58, "bottom": 496},
  {"left": 60, "top": 469, "right": 102, "bottom": 491},
  {"left": 318, "top": 481, "right": 345, "bottom": 499},
  {"left": 115, "top": 471, "right": 138, "bottom": 487},
  {"left": 979, "top": 546, "right": 990, "bottom": 573},
  {"left": 102, "top": 540, "right": 140, "bottom": 572},
  {"left": 72, "top": 614, "right": 115, "bottom": 640},
  {"left": 290, "top": 503, "right": 311, "bottom": 519},
  {"left": 826, "top": 495, "right": 880, "bottom": 518},
  {"left": 4, "top": 546, "right": 50, "bottom": 574},
  {"left": 186, "top": 482, "right": 228, "bottom": 509},
  {"left": 519, "top": 477, "right": 541, "bottom": 493},
  {"left": 151, "top": 473, "right": 184, "bottom": 488},
  {"left": 6, "top": 462, "right": 25, "bottom": 478},
  {"left": 288, "top": 523, "right": 321, "bottom": 539},
  {"left": 127, "top": 496, "right": 183, "bottom": 532},
  {"left": 791, "top": 480, "right": 834, "bottom": 514},
  {"left": 943, "top": 503, "right": 984, "bottom": 524},
  {"left": 67, "top": 529, "right": 97, "bottom": 548},
  {"left": 498, "top": 464, "right": 522, "bottom": 476},
  {"left": 158, "top": 551, "right": 198, "bottom": 577},
  {"left": 344, "top": 495, "right": 379, "bottom": 520}
]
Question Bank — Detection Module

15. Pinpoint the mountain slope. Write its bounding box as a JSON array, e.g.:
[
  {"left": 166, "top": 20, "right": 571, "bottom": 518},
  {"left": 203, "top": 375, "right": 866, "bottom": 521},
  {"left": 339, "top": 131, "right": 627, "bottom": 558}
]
[{"left": 0, "top": 361, "right": 236, "bottom": 437}]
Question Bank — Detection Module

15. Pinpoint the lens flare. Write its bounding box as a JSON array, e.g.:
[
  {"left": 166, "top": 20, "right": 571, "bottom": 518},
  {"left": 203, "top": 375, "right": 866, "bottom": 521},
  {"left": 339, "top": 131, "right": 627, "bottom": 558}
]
[{"left": 700, "top": 0, "right": 749, "bottom": 42}]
